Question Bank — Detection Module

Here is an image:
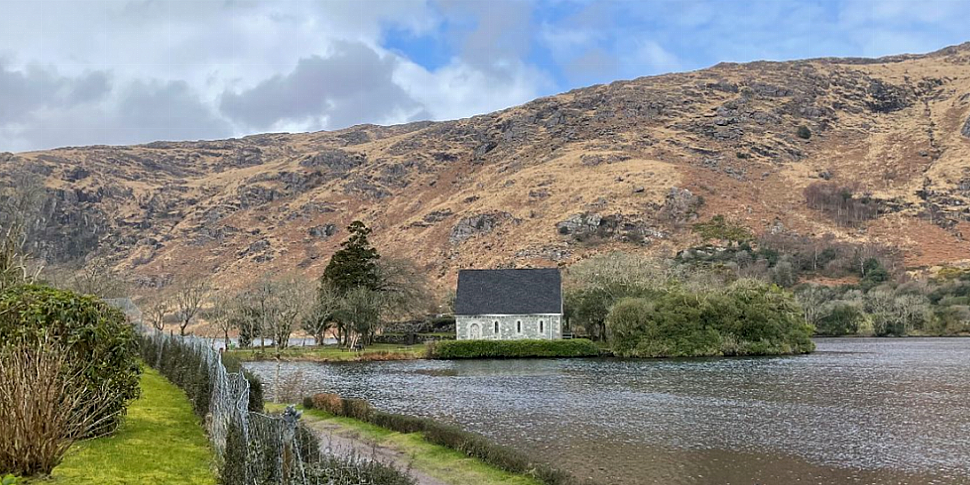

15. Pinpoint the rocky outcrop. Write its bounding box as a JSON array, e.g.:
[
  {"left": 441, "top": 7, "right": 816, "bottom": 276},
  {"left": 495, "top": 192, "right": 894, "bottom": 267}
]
[
  {"left": 658, "top": 187, "right": 704, "bottom": 223},
  {"left": 557, "top": 212, "right": 663, "bottom": 245},
  {"left": 450, "top": 212, "right": 513, "bottom": 244},
  {"left": 300, "top": 149, "right": 365, "bottom": 171},
  {"left": 308, "top": 224, "right": 337, "bottom": 239},
  {"left": 866, "top": 79, "right": 913, "bottom": 113}
]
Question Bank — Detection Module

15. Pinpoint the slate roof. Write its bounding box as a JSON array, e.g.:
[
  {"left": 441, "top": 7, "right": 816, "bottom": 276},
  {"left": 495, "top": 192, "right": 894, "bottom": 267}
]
[{"left": 455, "top": 268, "right": 562, "bottom": 315}]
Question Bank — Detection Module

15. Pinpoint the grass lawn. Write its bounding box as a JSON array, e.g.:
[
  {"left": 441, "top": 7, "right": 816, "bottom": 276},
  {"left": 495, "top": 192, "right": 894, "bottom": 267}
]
[
  {"left": 265, "top": 403, "right": 539, "bottom": 485},
  {"left": 49, "top": 367, "right": 216, "bottom": 485},
  {"left": 226, "top": 343, "right": 428, "bottom": 362}
]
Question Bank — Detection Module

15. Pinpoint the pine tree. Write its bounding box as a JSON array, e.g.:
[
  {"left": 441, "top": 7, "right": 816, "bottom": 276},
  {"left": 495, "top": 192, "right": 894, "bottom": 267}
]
[{"left": 321, "top": 221, "right": 380, "bottom": 294}]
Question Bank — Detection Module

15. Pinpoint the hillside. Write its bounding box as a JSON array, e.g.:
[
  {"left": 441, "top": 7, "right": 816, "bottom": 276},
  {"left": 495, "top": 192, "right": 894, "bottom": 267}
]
[{"left": 3, "top": 43, "right": 970, "bottom": 293}]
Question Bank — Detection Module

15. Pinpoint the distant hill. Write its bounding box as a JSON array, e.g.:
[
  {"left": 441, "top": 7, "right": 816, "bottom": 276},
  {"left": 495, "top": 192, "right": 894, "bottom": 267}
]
[{"left": 4, "top": 42, "right": 970, "bottom": 292}]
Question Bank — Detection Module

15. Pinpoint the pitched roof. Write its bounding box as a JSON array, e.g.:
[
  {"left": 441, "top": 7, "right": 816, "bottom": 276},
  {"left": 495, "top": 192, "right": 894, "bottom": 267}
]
[{"left": 455, "top": 268, "right": 562, "bottom": 315}]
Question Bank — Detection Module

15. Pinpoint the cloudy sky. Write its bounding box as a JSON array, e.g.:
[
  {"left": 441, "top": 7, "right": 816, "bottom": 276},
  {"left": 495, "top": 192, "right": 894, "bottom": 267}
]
[{"left": 1, "top": 0, "right": 968, "bottom": 152}]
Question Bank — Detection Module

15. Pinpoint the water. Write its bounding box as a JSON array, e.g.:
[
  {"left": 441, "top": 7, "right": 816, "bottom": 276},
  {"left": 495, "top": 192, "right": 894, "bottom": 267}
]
[{"left": 245, "top": 338, "right": 970, "bottom": 485}]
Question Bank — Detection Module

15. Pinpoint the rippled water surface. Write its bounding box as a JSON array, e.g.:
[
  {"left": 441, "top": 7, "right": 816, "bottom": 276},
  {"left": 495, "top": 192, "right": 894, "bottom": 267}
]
[{"left": 245, "top": 338, "right": 970, "bottom": 485}]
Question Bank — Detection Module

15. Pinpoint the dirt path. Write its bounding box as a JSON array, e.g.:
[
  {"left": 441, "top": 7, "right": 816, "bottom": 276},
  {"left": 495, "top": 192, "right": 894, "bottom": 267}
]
[{"left": 305, "top": 419, "right": 450, "bottom": 485}]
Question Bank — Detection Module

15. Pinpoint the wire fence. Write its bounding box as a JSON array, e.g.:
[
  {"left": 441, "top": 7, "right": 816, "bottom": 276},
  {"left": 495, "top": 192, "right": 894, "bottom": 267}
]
[{"left": 137, "top": 326, "right": 414, "bottom": 485}]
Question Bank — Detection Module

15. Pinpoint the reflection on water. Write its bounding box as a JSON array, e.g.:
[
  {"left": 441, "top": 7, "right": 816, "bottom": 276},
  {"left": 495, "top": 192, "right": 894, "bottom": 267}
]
[{"left": 245, "top": 338, "right": 970, "bottom": 485}]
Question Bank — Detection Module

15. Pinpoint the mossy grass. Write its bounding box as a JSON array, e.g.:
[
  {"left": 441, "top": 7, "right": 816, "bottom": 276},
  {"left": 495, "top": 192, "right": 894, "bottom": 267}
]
[
  {"left": 225, "top": 343, "right": 427, "bottom": 362},
  {"left": 49, "top": 367, "right": 216, "bottom": 485},
  {"left": 267, "top": 403, "right": 541, "bottom": 485}
]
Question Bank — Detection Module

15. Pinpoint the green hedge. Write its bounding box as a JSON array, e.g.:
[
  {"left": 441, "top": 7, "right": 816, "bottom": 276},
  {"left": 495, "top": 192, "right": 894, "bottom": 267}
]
[
  {"left": 427, "top": 339, "right": 600, "bottom": 359},
  {"left": 0, "top": 285, "right": 141, "bottom": 436},
  {"left": 303, "top": 393, "right": 587, "bottom": 485}
]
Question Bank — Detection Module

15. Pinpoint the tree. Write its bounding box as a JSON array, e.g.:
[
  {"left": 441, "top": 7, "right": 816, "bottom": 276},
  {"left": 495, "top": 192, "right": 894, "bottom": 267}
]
[
  {"left": 145, "top": 298, "right": 168, "bottom": 332},
  {"left": 322, "top": 221, "right": 380, "bottom": 294},
  {"left": 304, "top": 281, "right": 340, "bottom": 345},
  {"left": 0, "top": 224, "right": 33, "bottom": 293},
  {"left": 339, "top": 287, "right": 382, "bottom": 347},
  {"left": 210, "top": 293, "right": 236, "bottom": 345},
  {"left": 66, "top": 258, "right": 128, "bottom": 298},
  {"left": 173, "top": 278, "right": 210, "bottom": 336},
  {"left": 267, "top": 275, "right": 315, "bottom": 355},
  {"left": 374, "top": 256, "right": 433, "bottom": 320}
]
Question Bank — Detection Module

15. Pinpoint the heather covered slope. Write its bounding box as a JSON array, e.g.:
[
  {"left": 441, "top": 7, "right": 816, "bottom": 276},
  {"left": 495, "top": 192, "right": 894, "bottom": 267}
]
[{"left": 3, "top": 43, "right": 970, "bottom": 292}]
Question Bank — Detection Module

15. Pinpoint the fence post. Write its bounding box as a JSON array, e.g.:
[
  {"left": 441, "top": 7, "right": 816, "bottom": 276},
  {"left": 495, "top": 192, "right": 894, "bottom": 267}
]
[{"left": 281, "top": 405, "right": 302, "bottom": 483}]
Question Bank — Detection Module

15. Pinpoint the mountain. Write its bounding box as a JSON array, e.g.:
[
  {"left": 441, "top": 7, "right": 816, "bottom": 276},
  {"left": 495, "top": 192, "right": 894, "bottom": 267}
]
[{"left": 4, "top": 43, "right": 970, "bottom": 292}]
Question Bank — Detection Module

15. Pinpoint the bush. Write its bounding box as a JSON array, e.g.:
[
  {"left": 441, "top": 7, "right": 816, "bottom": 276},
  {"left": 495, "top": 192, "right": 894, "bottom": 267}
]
[
  {"left": 606, "top": 280, "right": 815, "bottom": 358},
  {"left": 427, "top": 339, "right": 600, "bottom": 359},
  {"left": 797, "top": 125, "right": 812, "bottom": 139},
  {"left": 0, "top": 285, "right": 140, "bottom": 436},
  {"left": 0, "top": 337, "right": 128, "bottom": 476}
]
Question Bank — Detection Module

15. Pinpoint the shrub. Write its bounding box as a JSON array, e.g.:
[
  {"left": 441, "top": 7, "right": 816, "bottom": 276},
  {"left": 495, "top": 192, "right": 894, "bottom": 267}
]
[
  {"left": 692, "top": 215, "right": 753, "bottom": 243},
  {"left": 427, "top": 339, "right": 600, "bottom": 359},
  {"left": 797, "top": 125, "right": 812, "bottom": 139},
  {"left": 307, "top": 393, "right": 343, "bottom": 414},
  {"left": 606, "top": 280, "right": 815, "bottom": 358},
  {"left": 0, "top": 285, "right": 140, "bottom": 436},
  {"left": 0, "top": 337, "right": 127, "bottom": 476}
]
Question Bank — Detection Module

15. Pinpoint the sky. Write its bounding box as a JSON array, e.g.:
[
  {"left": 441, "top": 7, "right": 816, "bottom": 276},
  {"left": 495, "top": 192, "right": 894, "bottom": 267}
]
[{"left": 1, "top": 0, "right": 968, "bottom": 152}]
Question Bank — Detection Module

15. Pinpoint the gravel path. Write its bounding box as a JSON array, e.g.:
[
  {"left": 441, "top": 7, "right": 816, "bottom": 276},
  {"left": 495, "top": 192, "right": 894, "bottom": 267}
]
[{"left": 305, "top": 419, "right": 450, "bottom": 485}]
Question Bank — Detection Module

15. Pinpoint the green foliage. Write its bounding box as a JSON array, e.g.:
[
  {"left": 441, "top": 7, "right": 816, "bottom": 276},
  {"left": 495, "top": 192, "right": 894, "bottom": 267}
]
[
  {"left": 1, "top": 475, "right": 18, "bottom": 485},
  {"left": 815, "top": 302, "right": 864, "bottom": 336},
  {"left": 860, "top": 258, "right": 890, "bottom": 289},
  {"left": 322, "top": 221, "right": 380, "bottom": 294},
  {"left": 797, "top": 125, "right": 812, "bottom": 139},
  {"left": 606, "top": 280, "right": 815, "bottom": 358},
  {"left": 220, "top": 419, "right": 247, "bottom": 485},
  {"left": 0, "top": 284, "right": 140, "bottom": 435},
  {"left": 427, "top": 339, "right": 601, "bottom": 359},
  {"left": 692, "top": 215, "right": 753, "bottom": 243}
]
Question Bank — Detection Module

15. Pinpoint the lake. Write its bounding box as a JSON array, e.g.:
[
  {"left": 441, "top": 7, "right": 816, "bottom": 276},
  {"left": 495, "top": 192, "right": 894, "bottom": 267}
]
[{"left": 245, "top": 338, "right": 970, "bottom": 485}]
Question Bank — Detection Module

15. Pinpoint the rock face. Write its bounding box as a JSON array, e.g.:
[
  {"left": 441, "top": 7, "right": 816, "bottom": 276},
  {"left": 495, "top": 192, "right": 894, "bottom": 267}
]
[
  {"left": 450, "top": 212, "right": 513, "bottom": 244},
  {"left": 5, "top": 43, "right": 970, "bottom": 287},
  {"left": 308, "top": 224, "right": 337, "bottom": 239}
]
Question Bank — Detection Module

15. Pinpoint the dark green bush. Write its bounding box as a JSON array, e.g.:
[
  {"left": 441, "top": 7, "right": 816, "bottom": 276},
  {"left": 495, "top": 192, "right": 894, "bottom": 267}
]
[
  {"left": 607, "top": 280, "right": 815, "bottom": 358},
  {"left": 797, "top": 125, "right": 812, "bottom": 139},
  {"left": 427, "top": 339, "right": 600, "bottom": 359},
  {"left": 221, "top": 419, "right": 248, "bottom": 485},
  {"left": 0, "top": 284, "right": 141, "bottom": 434}
]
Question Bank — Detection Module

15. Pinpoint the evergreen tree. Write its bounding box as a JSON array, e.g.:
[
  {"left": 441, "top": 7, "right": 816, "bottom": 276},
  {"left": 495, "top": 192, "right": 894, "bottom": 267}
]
[{"left": 322, "top": 221, "right": 380, "bottom": 294}]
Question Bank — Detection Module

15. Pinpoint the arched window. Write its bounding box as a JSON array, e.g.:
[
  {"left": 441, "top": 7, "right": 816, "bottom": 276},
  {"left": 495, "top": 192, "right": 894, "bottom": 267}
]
[
  {"left": 516, "top": 320, "right": 522, "bottom": 333},
  {"left": 539, "top": 320, "right": 544, "bottom": 333},
  {"left": 494, "top": 321, "right": 499, "bottom": 334}
]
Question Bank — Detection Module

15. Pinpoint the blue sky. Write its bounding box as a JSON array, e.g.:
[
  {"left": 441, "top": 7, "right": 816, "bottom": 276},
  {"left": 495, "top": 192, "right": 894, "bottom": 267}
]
[{"left": 1, "top": 0, "right": 968, "bottom": 151}]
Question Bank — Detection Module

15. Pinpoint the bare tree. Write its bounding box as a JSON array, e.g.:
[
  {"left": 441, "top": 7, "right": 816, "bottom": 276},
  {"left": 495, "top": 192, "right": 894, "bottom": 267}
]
[
  {"left": 266, "top": 275, "right": 315, "bottom": 355},
  {"left": 68, "top": 258, "right": 129, "bottom": 298},
  {"left": 375, "top": 257, "right": 434, "bottom": 320},
  {"left": 145, "top": 298, "right": 168, "bottom": 332},
  {"left": 173, "top": 278, "right": 210, "bottom": 336},
  {"left": 0, "top": 225, "right": 34, "bottom": 293},
  {"left": 210, "top": 293, "right": 237, "bottom": 345},
  {"left": 304, "top": 280, "right": 340, "bottom": 346}
]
